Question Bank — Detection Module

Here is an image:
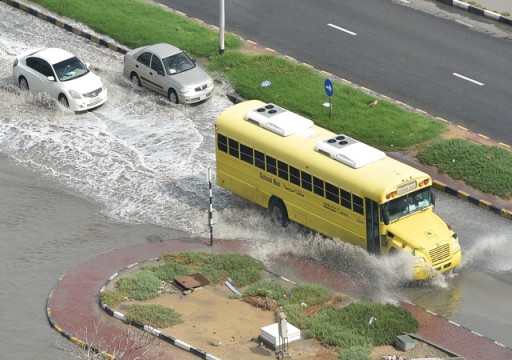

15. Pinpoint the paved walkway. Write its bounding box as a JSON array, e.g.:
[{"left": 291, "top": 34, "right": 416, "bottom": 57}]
[{"left": 47, "top": 237, "right": 512, "bottom": 360}]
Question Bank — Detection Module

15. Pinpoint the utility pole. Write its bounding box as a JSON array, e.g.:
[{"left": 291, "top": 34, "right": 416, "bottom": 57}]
[{"left": 219, "top": 0, "right": 225, "bottom": 55}]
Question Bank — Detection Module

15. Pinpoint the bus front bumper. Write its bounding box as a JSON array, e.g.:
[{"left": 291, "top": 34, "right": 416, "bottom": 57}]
[{"left": 413, "top": 249, "right": 462, "bottom": 281}]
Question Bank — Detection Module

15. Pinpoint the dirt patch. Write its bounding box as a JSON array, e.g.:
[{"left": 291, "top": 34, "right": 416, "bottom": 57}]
[{"left": 109, "top": 265, "right": 454, "bottom": 360}]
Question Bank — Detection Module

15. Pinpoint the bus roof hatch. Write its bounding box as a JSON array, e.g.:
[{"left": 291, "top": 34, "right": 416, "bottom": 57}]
[
  {"left": 244, "top": 103, "right": 314, "bottom": 136},
  {"left": 315, "top": 134, "right": 386, "bottom": 168}
]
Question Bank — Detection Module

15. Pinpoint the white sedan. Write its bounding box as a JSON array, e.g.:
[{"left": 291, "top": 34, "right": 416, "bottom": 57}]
[
  {"left": 123, "top": 43, "right": 214, "bottom": 104},
  {"left": 12, "top": 47, "right": 107, "bottom": 112}
]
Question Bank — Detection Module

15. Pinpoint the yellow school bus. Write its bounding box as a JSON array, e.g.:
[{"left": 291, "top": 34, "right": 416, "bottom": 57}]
[{"left": 215, "top": 100, "right": 461, "bottom": 280}]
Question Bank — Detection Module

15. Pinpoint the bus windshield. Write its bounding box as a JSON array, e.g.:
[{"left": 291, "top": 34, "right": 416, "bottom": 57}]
[{"left": 383, "top": 187, "right": 432, "bottom": 222}]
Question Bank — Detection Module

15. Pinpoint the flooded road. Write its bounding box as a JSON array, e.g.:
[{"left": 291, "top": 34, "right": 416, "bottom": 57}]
[{"left": 0, "top": 2, "right": 511, "bottom": 358}]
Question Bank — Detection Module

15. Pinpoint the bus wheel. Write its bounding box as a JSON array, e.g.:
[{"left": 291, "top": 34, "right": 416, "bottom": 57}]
[{"left": 269, "top": 198, "right": 288, "bottom": 228}]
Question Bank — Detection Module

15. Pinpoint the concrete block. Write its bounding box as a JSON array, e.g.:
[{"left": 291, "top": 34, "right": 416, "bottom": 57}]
[{"left": 396, "top": 334, "right": 416, "bottom": 351}]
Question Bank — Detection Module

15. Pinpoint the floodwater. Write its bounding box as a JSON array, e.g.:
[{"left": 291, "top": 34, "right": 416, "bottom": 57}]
[{"left": 0, "top": 2, "right": 511, "bottom": 359}]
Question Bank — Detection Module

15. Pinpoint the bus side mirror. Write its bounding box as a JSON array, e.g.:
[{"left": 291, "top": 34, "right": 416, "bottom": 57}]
[
  {"left": 431, "top": 189, "right": 436, "bottom": 205},
  {"left": 382, "top": 211, "right": 390, "bottom": 225}
]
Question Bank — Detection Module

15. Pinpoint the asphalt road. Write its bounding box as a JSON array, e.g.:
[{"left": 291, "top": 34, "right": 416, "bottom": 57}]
[{"left": 158, "top": 0, "right": 512, "bottom": 145}]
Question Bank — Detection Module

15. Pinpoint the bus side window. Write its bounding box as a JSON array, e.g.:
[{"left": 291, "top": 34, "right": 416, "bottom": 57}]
[
  {"left": 340, "top": 188, "right": 351, "bottom": 209},
  {"left": 278, "top": 160, "right": 288, "bottom": 181},
  {"left": 301, "top": 171, "right": 312, "bottom": 191},
  {"left": 289, "top": 166, "right": 300, "bottom": 186},
  {"left": 353, "top": 195, "right": 364, "bottom": 215},
  {"left": 266, "top": 155, "right": 277, "bottom": 175},
  {"left": 325, "top": 182, "right": 339, "bottom": 203},
  {"left": 228, "top": 138, "right": 239, "bottom": 158},
  {"left": 313, "top": 176, "right": 324, "bottom": 197},
  {"left": 218, "top": 133, "right": 228, "bottom": 153},
  {"left": 255, "top": 150, "right": 265, "bottom": 170},
  {"left": 240, "top": 143, "right": 253, "bottom": 165}
]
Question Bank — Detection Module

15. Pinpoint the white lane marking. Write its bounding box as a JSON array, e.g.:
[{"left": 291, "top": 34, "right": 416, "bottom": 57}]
[
  {"left": 456, "top": 19, "right": 474, "bottom": 28},
  {"left": 453, "top": 73, "right": 484, "bottom": 86},
  {"left": 399, "top": 0, "right": 410, "bottom": 3},
  {"left": 327, "top": 23, "right": 357, "bottom": 36}
]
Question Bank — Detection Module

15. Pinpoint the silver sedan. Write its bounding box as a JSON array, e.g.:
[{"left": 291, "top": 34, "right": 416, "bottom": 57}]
[{"left": 123, "top": 43, "right": 214, "bottom": 104}]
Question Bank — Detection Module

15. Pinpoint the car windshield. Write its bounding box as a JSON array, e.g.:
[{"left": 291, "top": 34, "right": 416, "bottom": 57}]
[
  {"left": 382, "top": 187, "right": 432, "bottom": 222},
  {"left": 54, "top": 56, "right": 89, "bottom": 81},
  {"left": 162, "top": 52, "right": 195, "bottom": 75}
]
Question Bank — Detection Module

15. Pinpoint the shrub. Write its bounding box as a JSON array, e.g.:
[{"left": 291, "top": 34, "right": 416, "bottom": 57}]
[
  {"left": 116, "top": 270, "right": 161, "bottom": 301},
  {"left": 125, "top": 304, "right": 182, "bottom": 328}
]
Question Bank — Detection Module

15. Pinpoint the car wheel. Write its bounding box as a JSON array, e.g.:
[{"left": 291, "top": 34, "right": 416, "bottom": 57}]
[
  {"left": 130, "top": 73, "right": 141, "bottom": 87},
  {"left": 168, "top": 89, "right": 179, "bottom": 104},
  {"left": 58, "top": 94, "right": 69, "bottom": 108},
  {"left": 269, "top": 197, "right": 289, "bottom": 227},
  {"left": 19, "top": 76, "right": 29, "bottom": 91}
]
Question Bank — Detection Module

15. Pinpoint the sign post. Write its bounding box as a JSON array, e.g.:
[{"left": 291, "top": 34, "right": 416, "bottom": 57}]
[{"left": 324, "top": 78, "right": 334, "bottom": 117}]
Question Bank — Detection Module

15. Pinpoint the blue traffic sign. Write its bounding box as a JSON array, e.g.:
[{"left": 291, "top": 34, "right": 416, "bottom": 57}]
[{"left": 324, "top": 79, "right": 334, "bottom": 97}]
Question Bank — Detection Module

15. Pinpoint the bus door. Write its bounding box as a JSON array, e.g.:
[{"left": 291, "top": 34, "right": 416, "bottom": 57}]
[{"left": 365, "top": 198, "right": 380, "bottom": 254}]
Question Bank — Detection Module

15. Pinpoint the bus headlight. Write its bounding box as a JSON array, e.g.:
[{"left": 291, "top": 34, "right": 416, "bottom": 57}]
[
  {"left": 414, "top": 257, "right": 426, "bottom": 264},
  {"left": 452, "top": 242, "right": 460, "bottom": 251}
]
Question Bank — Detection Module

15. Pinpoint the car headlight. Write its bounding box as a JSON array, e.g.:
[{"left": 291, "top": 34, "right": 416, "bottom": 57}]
[
  {"left": 69, "top": 90, "right": 82, "bottom": 99},
  {"left": 180, "top": 87, "right": 193, "bottom": 94},
  {"left": 414, "top": 257, "right": 426, "bottom": 264}
]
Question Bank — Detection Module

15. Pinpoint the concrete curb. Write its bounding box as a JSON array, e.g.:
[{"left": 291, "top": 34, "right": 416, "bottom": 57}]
[
  {"left": 436, "top": 0, "right": 512, "bottom": 26},
  {"left": 46, "top": 274, "right": 115, "bottom": 360},
  {"left": 433, "top": 180, "right": 512, "bottom": 220},
  {"left": 99, "top": 259, "right": 221, "bottom": 360},
  {"left": 0, "top": 0, "right": 129, "bottom": 55}
]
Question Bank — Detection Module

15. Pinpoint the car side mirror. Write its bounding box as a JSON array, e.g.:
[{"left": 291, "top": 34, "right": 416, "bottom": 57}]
[{"left": 47, "top": 76, "right": 55, "bottom": 82}]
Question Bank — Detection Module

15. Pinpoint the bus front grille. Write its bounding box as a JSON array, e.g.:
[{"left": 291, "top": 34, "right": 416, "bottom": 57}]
[{"left": 429, "top": 243, "right": 450, "bottom": 264}]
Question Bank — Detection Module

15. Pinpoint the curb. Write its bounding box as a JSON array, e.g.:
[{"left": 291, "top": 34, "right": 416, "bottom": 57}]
[
  {"left": 46, "top": 274, "right": 115, "bottom": 360},
  {"left": 433, "top": 180, "right": 512, "bottom": 220},
  {"left": 436, "top": 0, "right": 512, "bottom": 25},
  {"left": 0, "top": 0, "right": 129, "bottom": 54},
  {"left": 99, "top": 259, "right": 221, "bottom": 360}
]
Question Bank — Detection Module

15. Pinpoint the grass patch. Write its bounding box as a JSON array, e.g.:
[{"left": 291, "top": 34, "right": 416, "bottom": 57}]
[
  {"left": 288, "top": 283, "right": 331, "bottom": 306},
  {"left": 309, "top": 301, "right": 418, "bottom": 348},
  {"left": 208, "top": 51, "right": 446, "bottom": 151},
  {"left": 125, "top": 304, "right": 182, "bottom": 328},
  {"left": 116, "top": 270, "right": 161, "bottom": 301},
  {"left": 417, "top": 139, "right": 512, "bottom": 199},
  {"left": 144, "top": 262, "right": 193, "bottom": 282},
  {"left": 242, "top": 280, "right": 287, "bottom": 300},
  {"left": 30, "top": 0, "right": 241, "bottom": 58},
  {"left": 99, "top": 290, "right": 126, "bottom": 308},
  {"left": 200, "top": 253, "right": 265, "bottom": 287}
]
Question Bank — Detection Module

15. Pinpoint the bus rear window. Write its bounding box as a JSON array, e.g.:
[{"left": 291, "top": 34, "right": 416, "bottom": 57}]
[{"left": 218, "top": 133, "right": 228, "bottom": 153}]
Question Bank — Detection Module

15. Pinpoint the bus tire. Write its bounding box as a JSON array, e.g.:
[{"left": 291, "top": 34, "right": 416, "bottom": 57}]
[{"left": 269, "top": 198, "right": 289, "bottom": 228}]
